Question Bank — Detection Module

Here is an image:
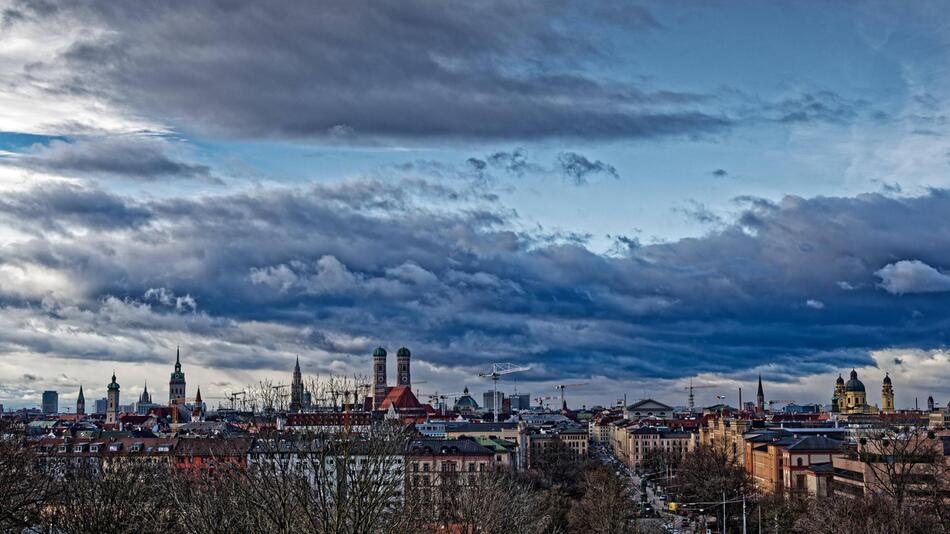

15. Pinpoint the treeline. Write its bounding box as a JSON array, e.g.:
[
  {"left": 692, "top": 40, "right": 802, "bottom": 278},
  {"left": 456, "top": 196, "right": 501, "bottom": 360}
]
[{"left": 0, "top": 426, "right": 652, "bottom": 534}]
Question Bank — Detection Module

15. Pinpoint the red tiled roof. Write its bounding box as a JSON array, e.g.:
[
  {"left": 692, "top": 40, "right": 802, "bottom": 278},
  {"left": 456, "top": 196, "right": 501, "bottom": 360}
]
[{"left": 378, "top": 386, "right": 423, "bottom": 411}]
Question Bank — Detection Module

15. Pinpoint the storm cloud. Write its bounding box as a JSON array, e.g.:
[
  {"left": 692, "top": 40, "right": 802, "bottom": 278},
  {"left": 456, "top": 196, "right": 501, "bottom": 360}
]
[
  {"left": 4, "top": 0, "right": 729, "bottom": 142},
  {"left": 4, "top": 136, "right": 218, "bottom": 182},
  {"left": 2, "top": 181, "right": 950, "bottom": 384}
]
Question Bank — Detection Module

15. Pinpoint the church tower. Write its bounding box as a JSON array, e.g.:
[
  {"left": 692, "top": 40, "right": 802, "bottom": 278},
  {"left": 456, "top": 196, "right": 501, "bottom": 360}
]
[
  {"left": 373, "top": 347, "right": 388, "bottom": 410},
  {"left": 882, "top": 373, "right": 894, "bottom": 414},
  {"left": 192, "top": 386, "right": 204, "bottom": 421},
  {"left": 169, "top": 346, "right": 186, "bottom": 403},
  {"left": 106, "top": 372, "right": 120, "bottom": 424},
  {"left": 397, "top": 347, "right": 411, "bottom": 388},
  {"left": 832, "top": 374, "right": 845, "bottom": 413},
  {"left": 290, "top": 356, "right": 304, "bottom": 412},
  {"left": 76, "top": 385, "right": 85, "bottom": 416},
  {"left": 756, "top": 375, "right": 765, "bottom": 413}
]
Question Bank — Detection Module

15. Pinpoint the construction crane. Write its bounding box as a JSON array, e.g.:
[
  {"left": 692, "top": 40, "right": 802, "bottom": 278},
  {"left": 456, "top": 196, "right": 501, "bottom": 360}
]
[
  {"left": 478, "top": 363, "right": 530, "bottom": 422},
  {"left": 684, "top": 379, "right": 717, "bottom": 411},
  {"left": 554, "top": 383, "right": 588, "bottom": 411}
]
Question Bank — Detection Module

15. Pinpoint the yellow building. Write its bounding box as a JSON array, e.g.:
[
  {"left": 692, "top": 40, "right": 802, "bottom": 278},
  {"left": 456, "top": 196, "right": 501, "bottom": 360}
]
[
  {"left": 882, "top": 373, "right": 895, "bottom": 414},
  {"left": 838, "top": 369, "right": 876, "bottom": 415}
]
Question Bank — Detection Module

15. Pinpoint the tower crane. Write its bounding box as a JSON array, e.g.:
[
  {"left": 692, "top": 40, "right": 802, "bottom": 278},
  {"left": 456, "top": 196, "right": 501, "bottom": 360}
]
[
  {"left": 554, "top": 383, "right": 588, "bottom": 411},
  {"left": 684, "top": 379, "right": 717, "bottom": 411},
  {"left": 478, "top": 363, "right": 530, "bottom": 422}
]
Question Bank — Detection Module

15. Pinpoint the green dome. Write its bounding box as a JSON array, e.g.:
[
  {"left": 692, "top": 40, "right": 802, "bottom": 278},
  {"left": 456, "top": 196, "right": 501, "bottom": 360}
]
[
  {"left": 107, "top": 373, "right": 120, "bottom": 391},
  {"left": 373, "top": 347, "right": 387, "bottom": 357},
  {"left": 397, "top": 347, "right": 410, "bottom": 358},
  {"left": 844, "top": 369, "right": 865, "bottom": 393}
]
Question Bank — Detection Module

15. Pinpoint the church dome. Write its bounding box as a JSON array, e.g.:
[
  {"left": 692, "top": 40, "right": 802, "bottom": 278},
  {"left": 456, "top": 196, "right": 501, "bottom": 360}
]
[
  {"left": 397, "top": 347, "right": 410, "bottom": 358},
  {"left": 836, "top": 374, "right": 844, "bottom": 385},
  {"left": 883, "top": 373, "right": 891, "bottom": 385},
  {"left": 844, "top": 369, "right": 865, "bottom": 392},
  {"left": 373, "top": 347, "right": 387, "bottom": 357},
  {"left": 454, "top": 387, "right": 479, "bottom": 409}
]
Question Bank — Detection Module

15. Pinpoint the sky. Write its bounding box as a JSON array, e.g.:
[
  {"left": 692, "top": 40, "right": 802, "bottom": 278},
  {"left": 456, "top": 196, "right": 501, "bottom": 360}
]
[{"left": 1, "top": 0, "right": 950, "bottom": 411}]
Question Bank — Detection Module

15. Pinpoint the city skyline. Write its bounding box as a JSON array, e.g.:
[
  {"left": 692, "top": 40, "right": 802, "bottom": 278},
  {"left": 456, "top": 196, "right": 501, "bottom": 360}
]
[{"left": 2, "top": 2, "right": 950, "bottom": 409}]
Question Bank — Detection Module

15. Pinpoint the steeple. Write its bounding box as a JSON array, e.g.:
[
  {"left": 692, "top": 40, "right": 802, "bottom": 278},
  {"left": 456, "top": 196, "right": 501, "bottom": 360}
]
[
  {"left": 76, "top": 385, "right": 85, "bottom": 416},
  {"left": 290, "top": 355, "right": 304, "bottom": 412},
  {"left": 192, "top": 386, "right": 203, "bottom": 420},
  {"left": 169, "top": 346, "right": 186, "bottom": 403},
  {"left": 756, "top": 375, "right": 765, "bottom": 412}
]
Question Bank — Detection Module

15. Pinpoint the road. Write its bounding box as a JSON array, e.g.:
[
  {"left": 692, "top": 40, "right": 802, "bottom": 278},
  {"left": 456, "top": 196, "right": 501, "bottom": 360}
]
[{"left": 590, "top": 441, "right": 696, "bottom": 533}]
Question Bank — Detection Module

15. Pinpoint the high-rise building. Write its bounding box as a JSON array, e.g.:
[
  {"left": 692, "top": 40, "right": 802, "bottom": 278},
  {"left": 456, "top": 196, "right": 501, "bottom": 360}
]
[
  {"left": 76, "top": 385, "right": 85, "bottom": 415},
  {"left": 95, "top": 398, "right": 108, "bottom": 414},
  {"left": 510, "top": 393, "right": 531, "bottom": 411},
  {"left": 882, "top": 373, "right": 894, "bottom": 414},
  {"left": 106, "top": 372, "right": 120, "bottom": 424},
  {"left": 42, "top": 390, "right": 58, "bottom": 414},
  {"left": 290, "top": 356, "right": 304, "bottom": 412},
  {"left": 169, "top": 346, "right": 186, "bottom": 403},
  {"left": 483, "top": 391, "right": 504, "bottom": 412}
]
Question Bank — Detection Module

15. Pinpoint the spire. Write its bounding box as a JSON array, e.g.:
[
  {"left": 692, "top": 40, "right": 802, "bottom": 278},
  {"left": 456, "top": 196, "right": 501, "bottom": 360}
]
[
  {"left": 78, "top": 385, "right": 84, "bottom": 401},
  {"left": 176, "top": 345, "right": 180, "bottom": 364},
  {"left": 295, "top": 355, "right": 300, "bottom": 372},
  {"left": 757, "top": 375, "right": 764, "bottom": 397},
  {"left": 144, "top": 380, "right": 148, "bottom": 393},
  {"left": 194, "top": 386, "right": 202, "bottom": 403}
]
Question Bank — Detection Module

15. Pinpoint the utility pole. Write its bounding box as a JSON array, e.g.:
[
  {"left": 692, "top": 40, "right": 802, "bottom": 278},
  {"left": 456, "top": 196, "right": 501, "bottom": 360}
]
[
  {"left": 742, "top": 493, "right": 747, "bottom": 534},
  {"left": 722, "top": 490, "right": 727, "bottom": 534}
]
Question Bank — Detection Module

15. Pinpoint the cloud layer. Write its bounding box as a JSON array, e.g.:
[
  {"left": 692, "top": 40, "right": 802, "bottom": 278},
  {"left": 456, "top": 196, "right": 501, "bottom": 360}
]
[
  {"left": 2, "top": 0, "right": 728, "bottom": 141},
  {"left": 2, "top": 180, "right": 950, "bottom": 399}
]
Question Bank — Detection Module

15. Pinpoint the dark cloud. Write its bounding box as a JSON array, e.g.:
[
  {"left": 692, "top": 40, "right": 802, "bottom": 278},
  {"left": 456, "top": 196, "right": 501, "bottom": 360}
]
[
  {"left": 428, "top": 149, "right": 619, "bottom": 186},
  {"left": 5, "top": 136, "right": 218, "bottom": 182},
  {"left": 674, "top": 200, "right": 721, "bottom": 225},
  {"left": 769, "top": 91, "right": 867, "bottom": 124},
  {"left": 13, "top": 1, "right": 730, "bottom": 142},
  {"left": 711, "top": 168, "right": 729, "bottom": 178},
  {"left": 555, "top": 152, "right": 619, "bottom": 185},
  {"left": 3, "top": 182, "right": 950, "bottom": 381}
]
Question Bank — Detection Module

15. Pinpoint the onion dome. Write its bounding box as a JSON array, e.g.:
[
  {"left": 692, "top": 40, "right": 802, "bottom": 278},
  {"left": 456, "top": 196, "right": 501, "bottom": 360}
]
[
  {"left": 883, "top": 373, "right": 891, "bottom": 385},
  {"left": 844, "top": 369, "right": 865, "bottom": 392},
  {"left": 373, "top": 347, "right": 387, "bottom": 357},
  {"left": 397, "top": 347, "right": 411, "bottom": 358},
  {"left": 107, "top": 372, "right": 120, "bottom": 391},
  {"left": 836, "top": 374, "right": 844, "bottom": 385}
]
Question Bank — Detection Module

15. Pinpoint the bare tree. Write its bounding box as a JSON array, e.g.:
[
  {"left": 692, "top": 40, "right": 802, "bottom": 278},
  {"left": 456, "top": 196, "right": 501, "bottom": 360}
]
[
  {"left": 568, "top": 465, "right": 639, "bottom": 534},
  {"left": 0, "top": 423, "right": 59, "bottom": 531},
  {"left": 49, "top": 459, "right": 174, "bottom": 534}
]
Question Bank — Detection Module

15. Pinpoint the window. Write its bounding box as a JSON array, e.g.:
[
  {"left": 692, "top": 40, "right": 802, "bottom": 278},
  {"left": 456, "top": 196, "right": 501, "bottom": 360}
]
[
  {"left": 468, "top": 462, "right": 475, "bottom": 472},
  {"left": 796, "top": 457, "right": 804, "bottom": 467}
]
